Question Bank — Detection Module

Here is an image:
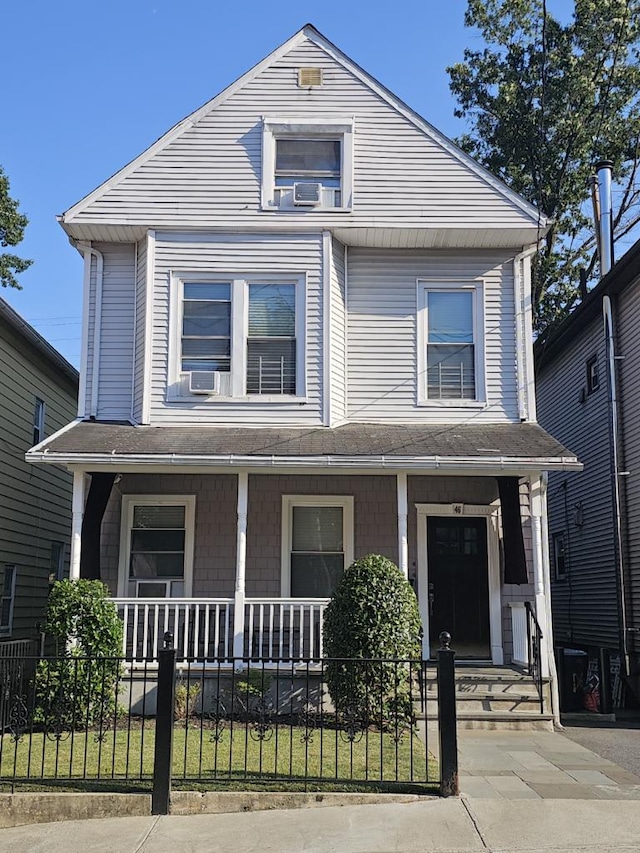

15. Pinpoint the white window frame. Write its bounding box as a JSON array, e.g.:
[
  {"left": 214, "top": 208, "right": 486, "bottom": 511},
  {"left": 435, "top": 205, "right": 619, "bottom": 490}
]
[
  {"left": 168, "top": 273, "right": 307, "bottom": 402},
  {"left": 261, "top": 116, "right": 354, "bottom": 212},
  {"left": 281, "top": 495, "right": 354, "bottom": 597},
  {"left": 117, "top": 495, "right": 196, "bottom": 598},
  {"left": 416, "top": 279, "right": 486, "bottom": 406},
  {"left": 0, "top": 565, "right": 17, "bottom": 635},
  {"left": 33, "top": 397, "right": 45, "bottom": 445}
]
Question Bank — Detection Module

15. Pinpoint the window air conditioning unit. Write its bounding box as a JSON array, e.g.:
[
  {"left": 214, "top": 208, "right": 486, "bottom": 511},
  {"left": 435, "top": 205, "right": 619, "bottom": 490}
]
[
  {"left": 189, "top": 370, "right": 222, "bottom": 395},
  {"left": 293, "top": 182, "right": 322, "bottom": 206}
]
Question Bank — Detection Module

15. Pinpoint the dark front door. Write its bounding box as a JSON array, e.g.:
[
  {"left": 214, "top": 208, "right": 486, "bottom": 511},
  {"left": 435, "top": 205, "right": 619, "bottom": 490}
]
[{"left": 427, "top": 516, "right": 491, "bottom": 659}]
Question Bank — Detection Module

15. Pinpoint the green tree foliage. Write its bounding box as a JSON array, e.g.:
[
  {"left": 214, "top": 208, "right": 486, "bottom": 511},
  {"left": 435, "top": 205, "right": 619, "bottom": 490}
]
[
  {"left": 0, "top": 166, "right": 32, "bottom": 289},
  {"left": 448, "top": 0, "right": 640, "bottom": 330},
  {"left": 35, "top": 580, "right": 123, "bottom": 729},
  {"left": 323, "top": 555, "right": 422, "bottom": 725}
]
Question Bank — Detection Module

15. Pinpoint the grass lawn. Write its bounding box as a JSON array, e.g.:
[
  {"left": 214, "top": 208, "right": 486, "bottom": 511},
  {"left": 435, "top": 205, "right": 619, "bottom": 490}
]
[{"left": 0, "top": 720, "right": 438, "bottom": 793}]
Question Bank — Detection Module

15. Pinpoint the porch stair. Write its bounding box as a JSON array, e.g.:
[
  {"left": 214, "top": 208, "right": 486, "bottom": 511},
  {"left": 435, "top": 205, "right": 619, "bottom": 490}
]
[{"left": 420, "top": 665, "right": 554, "bottom": 731}]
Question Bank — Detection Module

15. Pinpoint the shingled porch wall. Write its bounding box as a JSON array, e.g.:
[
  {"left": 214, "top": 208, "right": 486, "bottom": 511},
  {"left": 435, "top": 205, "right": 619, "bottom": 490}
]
[{"left": 100, "top": 472, "right": 534, "bottom": 664}]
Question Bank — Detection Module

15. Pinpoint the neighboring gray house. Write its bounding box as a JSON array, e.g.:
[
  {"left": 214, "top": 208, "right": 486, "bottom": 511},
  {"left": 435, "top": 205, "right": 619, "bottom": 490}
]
[
  {"left": 27, "top": 25, "right": 579, "bottom": 726},
  {"left": 0, "top": 298, "right": 78, "bottom": 645},
  {"left": 536, "top": 239, "right": 640, "bottom": 711}
]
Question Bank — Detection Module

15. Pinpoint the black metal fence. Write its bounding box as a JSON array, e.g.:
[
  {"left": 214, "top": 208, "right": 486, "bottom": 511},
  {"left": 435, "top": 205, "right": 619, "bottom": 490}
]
[{"left": 0, "top": 634, "right": 458, "bottom": 806}]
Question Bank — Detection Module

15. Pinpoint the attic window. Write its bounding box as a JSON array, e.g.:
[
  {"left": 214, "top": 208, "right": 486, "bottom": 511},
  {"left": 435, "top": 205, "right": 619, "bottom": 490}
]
[{"left": 298, "top": 68, "right": 323, "bottom": 87}]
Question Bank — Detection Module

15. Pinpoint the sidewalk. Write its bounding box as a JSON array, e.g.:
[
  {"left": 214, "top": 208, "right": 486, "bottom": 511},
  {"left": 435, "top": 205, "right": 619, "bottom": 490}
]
[
  {"left": 458, "top": 728, "right": 640, "bottom": 800},
  {"left": 1, "top": 798, "right": 640, "bottom": 852}
]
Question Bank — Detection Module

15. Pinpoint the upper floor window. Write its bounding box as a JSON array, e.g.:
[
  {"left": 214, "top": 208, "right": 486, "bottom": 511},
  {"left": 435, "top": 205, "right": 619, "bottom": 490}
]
[
  {"left": 417, "top": 282, "right": 485, "bottom": 404},
  {"left": 33, "top": 397, "right": 45, "bottom": 445},
  {"left": 170, "top": 275, "right": 306, "bottom": 401},
  {"left": 247, "top": 283, "right": 296, "bottom": 394},
  {"left": 262, "top": 117, "right": 354, "bottom": 211},
  {"left": 586, "top": 355, "right": 599, "bottom": 394}
]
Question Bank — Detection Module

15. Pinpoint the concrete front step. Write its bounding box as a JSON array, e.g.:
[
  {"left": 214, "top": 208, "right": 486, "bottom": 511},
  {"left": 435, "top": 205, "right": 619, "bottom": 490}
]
[{"left": 419, "top": 665, "right": 552, "bottom": 730}]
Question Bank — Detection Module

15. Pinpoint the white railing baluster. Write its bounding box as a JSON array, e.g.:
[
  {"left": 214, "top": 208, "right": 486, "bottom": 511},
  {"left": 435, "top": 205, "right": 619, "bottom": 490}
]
[
  {"left": 258, "top": 604, "right": 264, "bottom": 660},
  {"left": 172, "top": 604, "right": 180, "bottom": 656},
  {"left": 122, "top": 604, "right": 129, "bottom": 657},
  {"left": 152, "top": 605, "right": 160, "bottom": 659},
  {"left": 183, "top": 603, "right": 190, "bottom": 663},
  {"left": 194, "top": 603, "right": 200, "bottom": 659},
  {"left": 204, "top": 604, "right": 211, "bottom": 660},
  {"left": 308, "top": 604, "right": 314, "bottom": 658},
  {"left": 248, "top": 602, "right": 255, "bottom": 658},
  {"left": 278, "top": 603, "right": 284, "bottom": 660},
  {"left": 132, "top": 604, "right": 139, "bottom": 661},
  {"left": 224, "top": 602, "right": 231, "bottom": 660},
  {"left": 268, "top": 604, "right": 275, "bottom": 661},
  {"left": 142, "top": 604, "right": 149, "bottom": 658},
  {"left": 289, "top": 604, "right": 294, "bottom": 659},
  {"left": 298, "top": 604, "right": 304, "bottom": 659},
  {"left": 319, "top": 604, "right": 325, "bottom": 657}
]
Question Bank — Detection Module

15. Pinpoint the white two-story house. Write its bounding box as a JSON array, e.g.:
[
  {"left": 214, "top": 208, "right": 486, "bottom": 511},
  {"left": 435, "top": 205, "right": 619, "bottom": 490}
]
[{"left": 28, "top": 26, "right": 578, "bottom": 701}]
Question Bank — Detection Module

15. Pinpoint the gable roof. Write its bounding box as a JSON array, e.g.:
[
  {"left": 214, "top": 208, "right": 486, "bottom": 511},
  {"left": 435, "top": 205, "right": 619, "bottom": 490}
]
[
  {"left": 0, "top": 297, "right": 79, "bottom": 386},
  {"left": 535, "top": 238, "right": 640, "bottom": 371},
  {"left": 60, "top": 24, "right": 544, "bottom": 228}
]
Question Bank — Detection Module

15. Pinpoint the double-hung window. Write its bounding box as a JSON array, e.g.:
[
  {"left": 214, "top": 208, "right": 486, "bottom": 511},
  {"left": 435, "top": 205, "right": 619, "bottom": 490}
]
[
  {"left": 247, "top": 283, "right": 296, "bottom": 394},
  {"left": 33, "top": 398, "right": 45, "bottom": 445},
  {"left": 262, "top": 117, "right": 354, "bottom": 210},
  {"left": 171, "top": 275, "right": 305, "bottom": 400},
  {"left": 282, "top": 496, "right": 354, "bottom": 598},
  {"left": 118, "top": 496, "right": 195, "bottom": 598},
  {"left": 181, "top": 283, "right": 231, "bottom": 374},
  {"left": 0, "top": 565, "right": 16, "bottom": 634},
  {"left": 417, "top": 282, "right": 484, "bottom": 404}
]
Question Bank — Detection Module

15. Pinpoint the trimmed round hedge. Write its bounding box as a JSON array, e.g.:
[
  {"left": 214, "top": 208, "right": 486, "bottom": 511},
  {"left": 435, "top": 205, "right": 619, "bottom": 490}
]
[{"left": 322, "top": 554, "right": 422, "bottom": 723}]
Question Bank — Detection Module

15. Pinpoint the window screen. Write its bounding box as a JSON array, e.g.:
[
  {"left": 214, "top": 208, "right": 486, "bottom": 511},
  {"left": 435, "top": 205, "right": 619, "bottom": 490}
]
[
  {"left": 426, "top": 291, "right": 475, "bottom": 399},
  {"left": 247, "top": 284, "right": 296, "bottom": 394},
  {"left": 182, "top": 283, "right": 231, "bottom": 373}
]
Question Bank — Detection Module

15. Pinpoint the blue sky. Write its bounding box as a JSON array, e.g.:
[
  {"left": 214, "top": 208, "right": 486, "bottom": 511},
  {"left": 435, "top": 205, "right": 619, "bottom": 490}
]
[{"left": 3, "top": 0, "right": 573, "bottom": 367}]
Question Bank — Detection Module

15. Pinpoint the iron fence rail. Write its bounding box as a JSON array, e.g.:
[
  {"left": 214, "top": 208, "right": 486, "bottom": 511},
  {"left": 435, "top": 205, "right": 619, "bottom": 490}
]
[{"left": 0, "top": 642, "right": 458, "bottom": 801}]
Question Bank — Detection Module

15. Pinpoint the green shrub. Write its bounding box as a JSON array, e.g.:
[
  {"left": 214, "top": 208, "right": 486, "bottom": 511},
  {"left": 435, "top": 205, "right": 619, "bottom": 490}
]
[
  {"left": 323, "top": 554, "right": 422, "bottom": 725},
  {"left": 35, "top": 580, "right": 123, "bottom": 729},
  {"left": 174, "top": 680, "right": 201, "bottom": 721}
]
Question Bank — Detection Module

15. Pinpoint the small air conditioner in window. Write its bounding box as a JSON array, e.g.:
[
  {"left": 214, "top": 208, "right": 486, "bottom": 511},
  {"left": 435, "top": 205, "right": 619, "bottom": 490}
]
[
  {"left": 293, "top": 182, "right": 322, "bottom": 205},
  {"left": 189, "top": 370, "right": 222, "bottom": 395}
]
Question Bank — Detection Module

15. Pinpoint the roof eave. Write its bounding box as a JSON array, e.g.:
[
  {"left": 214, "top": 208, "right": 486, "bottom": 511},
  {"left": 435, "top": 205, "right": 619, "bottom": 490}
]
[{"left": 26, "top": 449, "right": 582, "bottom": 473}]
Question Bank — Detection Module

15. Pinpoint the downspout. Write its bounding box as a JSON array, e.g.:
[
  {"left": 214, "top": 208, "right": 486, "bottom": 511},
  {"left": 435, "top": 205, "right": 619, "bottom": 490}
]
[
  {"left": 78, "top": 243, "right": 104, "bottom": 419},
  {"left": 513, "top": 244, "right": 539, "bottom": 421},
  {"left": 591, "top": 159, "right": 630, "bottom": 677}
]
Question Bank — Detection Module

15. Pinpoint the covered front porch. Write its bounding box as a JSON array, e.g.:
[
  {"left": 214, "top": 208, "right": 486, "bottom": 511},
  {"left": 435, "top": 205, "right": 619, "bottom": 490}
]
[{"left": 29, "top": 420, "right": 581, "bottom": 676}]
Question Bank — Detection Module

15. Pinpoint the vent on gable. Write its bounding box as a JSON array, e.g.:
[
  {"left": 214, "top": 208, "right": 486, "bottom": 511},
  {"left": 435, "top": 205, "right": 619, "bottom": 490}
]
[{"left": 298, "top": 67, "right": 323, "bottom": 87}]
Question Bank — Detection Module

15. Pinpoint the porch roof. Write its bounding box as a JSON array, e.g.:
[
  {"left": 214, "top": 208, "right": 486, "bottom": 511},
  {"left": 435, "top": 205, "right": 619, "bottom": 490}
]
[{"left": 29, "top": 420, "right": 581, "bottom": 472}]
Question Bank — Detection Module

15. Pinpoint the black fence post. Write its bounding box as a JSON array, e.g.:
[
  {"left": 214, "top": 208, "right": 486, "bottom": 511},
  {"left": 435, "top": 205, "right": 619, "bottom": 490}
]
[
  {"left": 437, "top": 630, "right": 458, "bottom": 797},
  {"left": 152, "top": 632, "right": 177, "bottom": 815}
]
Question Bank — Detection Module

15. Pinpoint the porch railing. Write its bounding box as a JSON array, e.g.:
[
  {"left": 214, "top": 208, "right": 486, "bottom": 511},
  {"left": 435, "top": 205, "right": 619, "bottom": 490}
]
[
  {"left": 115, "top": 597, "right": 330, "bottom": 665},
  {"left": 244, "top": 598, "right": 329, "bottom": 661},
  {"left": 524, "top": 601, "right": 545, "bottom": 714},
  {"left": 116, "top": 598, "right": 234, "bottom": 663}
]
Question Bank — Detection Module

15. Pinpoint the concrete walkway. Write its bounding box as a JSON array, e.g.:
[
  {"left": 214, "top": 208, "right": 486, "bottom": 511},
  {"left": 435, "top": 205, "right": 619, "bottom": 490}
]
[
  {"left": 458, "top": 728, "right": 640, "bottom": 800},
  {"left": 1, "top": 798, "right": 640, "bottom": 852}
]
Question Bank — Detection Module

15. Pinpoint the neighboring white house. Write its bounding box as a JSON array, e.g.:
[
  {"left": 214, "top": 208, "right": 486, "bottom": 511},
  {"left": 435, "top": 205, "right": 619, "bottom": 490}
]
[{"left": 27, "top": 26, "right": 578, "bottom": 711}]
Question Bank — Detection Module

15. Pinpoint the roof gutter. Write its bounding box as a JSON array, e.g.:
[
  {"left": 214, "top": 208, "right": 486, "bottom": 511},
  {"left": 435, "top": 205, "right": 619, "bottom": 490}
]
[{"left": 25, "top": 449, "right": 582, "bottom": 472}]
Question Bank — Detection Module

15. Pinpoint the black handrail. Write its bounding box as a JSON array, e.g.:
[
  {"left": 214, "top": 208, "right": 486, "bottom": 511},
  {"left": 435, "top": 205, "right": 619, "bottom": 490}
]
[{"left": 524, "top": 602, "right": 544, "bottom": 714}]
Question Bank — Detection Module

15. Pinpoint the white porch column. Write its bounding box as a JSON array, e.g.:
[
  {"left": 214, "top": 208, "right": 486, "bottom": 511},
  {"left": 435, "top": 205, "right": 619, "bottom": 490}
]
[
  {"left": 233, "top": 472, "right": 249, "bottom": 659},
  {"left": 530, "top": 475, "right": 550, "bottom": 678},
  {"left": 70, "top": 470, "right": 85, "bottom": 580},
  {"left": 397, "top": 472, "right": 409, "bottom": 578}
]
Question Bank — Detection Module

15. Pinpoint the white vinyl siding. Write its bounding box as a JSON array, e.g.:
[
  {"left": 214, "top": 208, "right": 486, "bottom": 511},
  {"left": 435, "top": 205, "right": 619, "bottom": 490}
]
[
  {"left": 329, "top": 238, "right": 347, "bottom": 423},
  {"left": 347, "top": 248, "right": 517, "bottom": 423},
  {"left": 152, "top": 233, "right": 323, "bottom": 424},
  {"left": 67, "top": 38, "right": 536, "bottom": 232},
  {"left": 132, "top": 236, "right": 147, "bottom": 422}
]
